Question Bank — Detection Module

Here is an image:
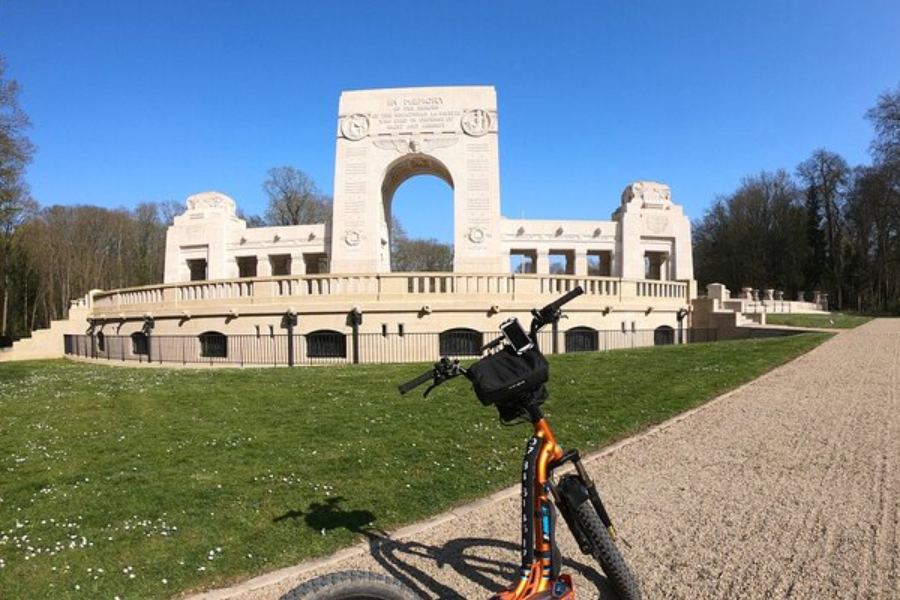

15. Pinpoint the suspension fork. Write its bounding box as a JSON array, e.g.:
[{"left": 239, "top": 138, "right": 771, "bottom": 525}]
[{"left": 552, "top": 449, "right": 619, "bottom": 539}]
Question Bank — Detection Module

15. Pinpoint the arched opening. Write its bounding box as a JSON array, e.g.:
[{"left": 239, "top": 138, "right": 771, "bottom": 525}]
[
  {"left": 439, "top": 328, "right": 482, "bottom": 357},
  {"left": 131, "top": 332, "right": 149, "bottom": 356},
  {"left": 654, "top": 325, "right": 675, "bottom": 346},
  {"left": 382, "top": 154, "right": 454, "bottom": 272},
  {"left": 199, "top": 331, "right": 228, "bottom": 358},
  {"left": 565, "top": 327, "right": 599, "bottom": 353},
  {"left": 307, "top": 330, "right": 347, "bottom": 359}
]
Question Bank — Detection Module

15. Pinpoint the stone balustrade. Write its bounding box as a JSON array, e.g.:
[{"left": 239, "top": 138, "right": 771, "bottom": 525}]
[{"left": 90, "top": 273, "right": 690, "bottom": 316}]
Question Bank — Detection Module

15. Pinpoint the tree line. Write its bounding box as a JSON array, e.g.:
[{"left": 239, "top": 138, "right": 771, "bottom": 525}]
[
  {"left": 0, "top": 51, "right": 451, "bottom": 341},
  {"left": 694, "top": 83, "right": 900, "bottom": 313}
]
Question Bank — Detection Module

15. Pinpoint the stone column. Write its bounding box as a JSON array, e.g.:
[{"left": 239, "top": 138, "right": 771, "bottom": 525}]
[
  {"left": 742, "top": 287, "right": 753, "bottom": 299},
  {"left": 258, "top": 254, "right": 272, "bottom": 278},
  {"left": 536, "top": 250, "right": 550, "bottom": 275},
  {"left": 796, "top": 291, "right": 805, "bottom": 302},
  {"left": 291, "top": 253, "right": 306, "bottom": 276},
  {"left": 764, "top": 289, "right": 774, "bottom": 301},
  {"left": 574, "top": 250, "right": 588, "bottom": 277}
]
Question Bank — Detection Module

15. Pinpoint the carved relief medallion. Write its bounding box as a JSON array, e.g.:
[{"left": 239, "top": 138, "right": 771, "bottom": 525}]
[
  {"left": 344, "top": 229, "right": 362, "bottom": 246},
  {"left": 461, "top": 109, "right": 491, "bottom": 136},
  {"left": 341, "top": 114, "right": 370, "bottom": 141},
  {"left": 467, "top": 227, "right": 486, "bottom": 244}
]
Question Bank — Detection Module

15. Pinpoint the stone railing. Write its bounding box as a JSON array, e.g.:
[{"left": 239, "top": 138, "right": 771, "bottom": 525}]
[
  {"left": 705, "top": 283, "right": 829, "bottom": 314},
  {"left": 90, "top": 273, "right": 692, "bottom": 315}
]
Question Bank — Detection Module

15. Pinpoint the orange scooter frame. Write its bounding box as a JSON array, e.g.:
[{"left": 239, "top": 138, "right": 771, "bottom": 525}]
[{"left": 491, "top": 419, "right": 574, "bottom": 600}]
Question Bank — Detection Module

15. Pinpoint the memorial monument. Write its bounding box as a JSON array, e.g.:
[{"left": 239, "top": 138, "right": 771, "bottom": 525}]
[{"left": 5, "top": 86, "right": 700, "bottom": 364}]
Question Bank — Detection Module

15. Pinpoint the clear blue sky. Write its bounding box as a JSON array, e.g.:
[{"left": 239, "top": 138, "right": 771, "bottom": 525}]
[{"left": 2, "top": 0, "right": 898, "bottom": 243}]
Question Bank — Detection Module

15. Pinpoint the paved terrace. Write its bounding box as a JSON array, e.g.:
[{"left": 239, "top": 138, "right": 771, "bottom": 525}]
[{"left": 196, "top": 320, "right": 898, "bottom": 599}]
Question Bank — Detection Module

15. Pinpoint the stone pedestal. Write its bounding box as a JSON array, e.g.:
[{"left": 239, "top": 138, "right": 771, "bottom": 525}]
[{"left": 706, "top": 283, "right": 730, "bottom": 302}]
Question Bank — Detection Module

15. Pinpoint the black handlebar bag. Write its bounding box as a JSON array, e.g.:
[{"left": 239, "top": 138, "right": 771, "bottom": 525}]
[{"left": 467, "top": 346, "right": 549, "bottom": 407}]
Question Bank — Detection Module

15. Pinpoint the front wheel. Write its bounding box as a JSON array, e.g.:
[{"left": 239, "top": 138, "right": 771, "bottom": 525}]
[
  {"left": 279, "top": 570, "right": 422, "bottom": 600},
  {"left": 573, "top": 502, "right": 642, "bottom": 600}
]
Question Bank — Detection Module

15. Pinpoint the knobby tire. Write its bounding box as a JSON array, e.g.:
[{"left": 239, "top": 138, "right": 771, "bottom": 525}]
[
  {"left": 279, "top": 570, "right": 422, "bottom": 600},
  {"left": 573, "top": 502, "right": 642, "bottom": 600}
]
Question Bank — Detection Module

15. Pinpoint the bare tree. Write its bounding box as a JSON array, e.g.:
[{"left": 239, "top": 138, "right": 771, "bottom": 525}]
[
  {"left": 390, "top": 237, "right": 453, "bottom": 272},
  {"left": 0, "top": 55, "right": 37, "bottom": 337},
  {"left": 797, "top": 150, "right": 850, "bottom": 308},
  {"left": 262, "top": 166, "right": 331, "bottom": 226},
  {"left": 388, "top": 216, "right": 453, "bottom": 272},
  {"left": 693, "top": 170, "right": 805, "bottom": 293},
  {"left": 867, "top": 83, "right": 900, "bottom": 167}
]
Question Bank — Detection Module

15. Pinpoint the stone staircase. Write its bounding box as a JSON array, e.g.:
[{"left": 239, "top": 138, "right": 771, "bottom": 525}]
[{"left": 0, "top": 298, "right": 92, "bottom": 362}]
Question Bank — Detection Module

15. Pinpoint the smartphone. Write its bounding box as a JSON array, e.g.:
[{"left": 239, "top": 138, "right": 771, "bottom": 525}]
[{"left": 500, "top": 317, "right": 534, "bottom": 354}]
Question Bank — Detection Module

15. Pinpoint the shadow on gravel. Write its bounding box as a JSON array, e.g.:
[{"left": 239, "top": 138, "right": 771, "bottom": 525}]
[
  {"left": 365, "top": 534, "right": 618, "bottom": 600},
  {"left": 279, "top": 498, "right": 619, "bottom": 599}
]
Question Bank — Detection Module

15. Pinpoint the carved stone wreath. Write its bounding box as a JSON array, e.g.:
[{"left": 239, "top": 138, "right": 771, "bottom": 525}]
[{"left": 344, "top": 230, "right": 362, "bottom": 246}]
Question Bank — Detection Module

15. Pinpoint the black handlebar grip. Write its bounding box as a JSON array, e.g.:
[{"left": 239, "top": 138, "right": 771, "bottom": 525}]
[
  {"left": 398, "top": 369, "right": 434, "bottom": 395},
  {"left": 541, "top": 286, "right": 585, "bottom": 315}
]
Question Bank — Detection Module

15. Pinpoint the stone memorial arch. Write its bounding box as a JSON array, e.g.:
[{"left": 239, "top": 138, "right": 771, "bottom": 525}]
[{"left": 330, "top": 86, "right": 505, "bottom": 273}]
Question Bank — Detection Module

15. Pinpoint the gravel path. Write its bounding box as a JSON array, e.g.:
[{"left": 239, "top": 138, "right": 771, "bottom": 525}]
[{"left": 190, "top": 320, "right": 900, "bottom": 600}]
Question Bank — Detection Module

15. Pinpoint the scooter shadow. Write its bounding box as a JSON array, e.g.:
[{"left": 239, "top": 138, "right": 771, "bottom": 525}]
[
  {"left": 365, "top": 533, "right": 620, "bottom": 600},
  {"left": 274, "top": 497, "right": 620, "bottom": 600}
]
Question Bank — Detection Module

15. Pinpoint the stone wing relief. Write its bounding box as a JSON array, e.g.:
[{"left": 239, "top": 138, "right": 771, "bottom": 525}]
[{"left": 372, "top": 136, "right": 459, "bottom": 154}]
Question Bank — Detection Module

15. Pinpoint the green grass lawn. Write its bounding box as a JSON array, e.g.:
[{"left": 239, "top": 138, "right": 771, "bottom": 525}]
[
  {"left": 0, "top": 334, "right": 829, "bottom": 600},
  {"left": 765, "top": 312, "right": 872, "bottom": 329}
]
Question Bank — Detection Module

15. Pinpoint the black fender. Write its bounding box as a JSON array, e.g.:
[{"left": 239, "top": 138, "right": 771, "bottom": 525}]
[{"left": 553, "top": 475, "right": 594, "bottom": 554}]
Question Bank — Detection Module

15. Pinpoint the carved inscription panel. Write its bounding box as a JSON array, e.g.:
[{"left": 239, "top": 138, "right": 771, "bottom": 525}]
[{"left": 340, "top": 96, "right": 498, "bottom": 138}]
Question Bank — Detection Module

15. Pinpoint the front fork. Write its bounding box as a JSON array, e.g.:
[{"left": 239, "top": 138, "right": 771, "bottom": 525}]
[
  {"left": 550, "top": 449, "right": 619, "bottom": 551},
  {"left": 492, "top": 438, "right": 618, "bottom": 600}
]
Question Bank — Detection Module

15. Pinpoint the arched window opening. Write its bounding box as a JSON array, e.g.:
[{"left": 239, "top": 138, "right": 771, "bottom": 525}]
[
  {"left": 199, "top": 331, "right": 228, "bottom": 358},
  {"left": 131, "top": 332, "right": 149, "bottom": 356},
  {"left": 439, "top": 328, "right": 482, "bottom": 357},
  {"left": 96, "top": 331, "right": 106, "bottom": 353},
  {"left": 565, "top": 327, "right": 598, "bottom": 353},
  {"left": 654, "top": 325, "right": 675, "bottom": 346},
  {"left": 307, "top": 330, "right": 347, "bottom": 359}
]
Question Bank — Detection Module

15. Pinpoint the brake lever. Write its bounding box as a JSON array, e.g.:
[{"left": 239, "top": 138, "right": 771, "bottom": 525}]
[{"left": 422, "top": 358, "right": 462, "bottom": 398}]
